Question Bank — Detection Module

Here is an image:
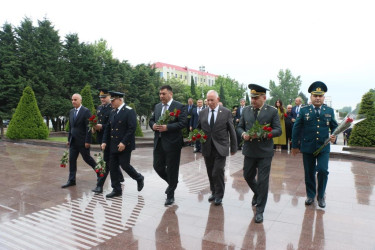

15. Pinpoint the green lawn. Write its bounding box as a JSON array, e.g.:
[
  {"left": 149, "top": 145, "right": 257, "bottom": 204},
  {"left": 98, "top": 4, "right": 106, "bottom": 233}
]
[{"left": 47, "top": 137, "right": 67, "bottom": 142}]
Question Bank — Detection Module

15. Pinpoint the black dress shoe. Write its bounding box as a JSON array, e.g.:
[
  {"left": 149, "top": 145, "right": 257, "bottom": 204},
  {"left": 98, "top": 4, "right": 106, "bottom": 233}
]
[
  {"left": 252, "top": 196, "right": 257, "bottom": 206},
  {"left": 305, "top": 197, "right": 314, "bottom": 205},
  {"left": 208, "top": 195, "right": 215, "bottom": 202},
  {"left": 318, "top": 197, "right": 326, "bottom": 208},
  {"left": 165, "top": 197, "right": 175, "bottom": 206},
  {"left": 137, "top": 176, "right": 144, "bottom": 191},
  {"left": 61, "top": 181, "right": 76, "bottom": 188},
  {"left": 92, "top": 186, "right": 103, "bottom": 193},
  {"left": 255, "top": 213, "right": 263, "bottom": 223},
  {"left": 214, "top": 198, "right": 222, "bottom": 206},
  {"left": 106, "top": 191, "right": 122, "bottom": 198}
]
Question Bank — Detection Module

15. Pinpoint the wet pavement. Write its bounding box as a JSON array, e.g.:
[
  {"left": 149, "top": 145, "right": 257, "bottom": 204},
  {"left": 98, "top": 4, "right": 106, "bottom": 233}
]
[{"left": 0, "top": 140, "right": 374, "bottom": 249}]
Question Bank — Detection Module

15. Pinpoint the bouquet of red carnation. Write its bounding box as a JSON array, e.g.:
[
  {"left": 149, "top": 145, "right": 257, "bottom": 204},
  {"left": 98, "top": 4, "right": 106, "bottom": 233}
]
[
  {"left": 188, "top": 129, "right": 207, "bottom": 143},
  {"left": 246, "top": 120, "right": 273, "bottom": 141},
  {"left": 313, "top": 116, "right": 355, "bottom": 156},
  {"left": 60, "top": 150, "right": 69, "bottom": 168},
  {"left": 88, "top": 115, "right": 98, "bottom": 133},
  {"left": 157, "top": 108, "right": 181, "bottom": 125},
  {"left": 94, "top": 152, "right": 106, "bottom": 177}
]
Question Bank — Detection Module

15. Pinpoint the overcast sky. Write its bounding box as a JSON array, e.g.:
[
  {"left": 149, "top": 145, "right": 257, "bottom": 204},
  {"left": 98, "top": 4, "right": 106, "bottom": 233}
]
[{"left": 1, "top": 0, "right": 374, "bottom": 109}]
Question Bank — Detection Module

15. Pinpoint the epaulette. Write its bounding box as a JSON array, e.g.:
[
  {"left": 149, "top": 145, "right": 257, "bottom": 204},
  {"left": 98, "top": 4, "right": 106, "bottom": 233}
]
[{"left": 125, "top": 106, "right": 132, "bottom": 110}]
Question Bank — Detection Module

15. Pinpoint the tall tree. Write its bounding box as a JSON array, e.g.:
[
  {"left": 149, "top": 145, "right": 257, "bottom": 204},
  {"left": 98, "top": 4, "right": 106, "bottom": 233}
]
[
  {"left": 6, "top": 86, "right": 49, "bottom": 139},
  {"left": 190, "top": 76, "right": 197, "bottom": 99},
  {"left": 298, "top": 91, "right": 308, "bottom": 105},
  {"left": 245, "top": 91, "right": 250, "bottom": 106},
  {"left": 80, "top": 84, "right": 96, "bottom": 114},
  {"left": 219, "top": 83, "right": 226, "bottom": 107},
  {"left": 268, "top": 69, "right": 302, "bottom": 106}
]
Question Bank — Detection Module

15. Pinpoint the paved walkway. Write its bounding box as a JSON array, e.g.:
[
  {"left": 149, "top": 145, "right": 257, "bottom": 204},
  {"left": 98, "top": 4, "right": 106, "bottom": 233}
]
[{"left": 0, "top": 137, "right": 374, "bottom": 249}]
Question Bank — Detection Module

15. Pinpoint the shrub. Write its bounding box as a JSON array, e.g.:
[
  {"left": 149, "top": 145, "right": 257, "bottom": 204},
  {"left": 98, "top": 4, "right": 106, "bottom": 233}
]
[
  {"left": 128, "top": 103, "right": 143, "bottom": 137},
  {"left": 6, "top": 86, "right": 49, "bottom": 139}
]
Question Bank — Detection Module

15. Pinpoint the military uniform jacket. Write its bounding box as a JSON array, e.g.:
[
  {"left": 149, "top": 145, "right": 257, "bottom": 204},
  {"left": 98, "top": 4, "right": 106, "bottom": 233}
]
[
  {"left": 102, "top": 105, "right": 137, "bottom": 153},
  {"left": 292, "top": 104, "right": 338, "bottom": 154},
  {"left": 149, "top": 100, "right": 187, "bottom": 151},
  {"left": 236, "top": 104, "right": 282, "bottom": 158},
  {"left": 96, "top": 103, "right": 112, "bottom": 144}
]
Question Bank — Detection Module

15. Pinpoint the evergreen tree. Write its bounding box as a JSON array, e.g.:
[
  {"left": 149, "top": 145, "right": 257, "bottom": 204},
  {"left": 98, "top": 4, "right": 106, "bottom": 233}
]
[
  {"left": 298, "top": 91, "right": 309, "bottom": 105},
  {"left": 219, "top": 83, "right": 226, "bottom": 107},
  {"left": 128, "top": 103, "right": 143, "bottom": 137},
  {"left": 80, "top": 84, "right": 96, "bottom": 114},
  {"left": 190, "top": 76, "right": 196, "bottom": 99},
  {"left": 6, "top": 86, "right": 49, "bottom": 139},
  {"left": 245, "top": 91, "right": 250, "bottom": 105},
  {"left": 269, "top": 69, "right": 302, "bottom": 106},
  {"left": 349, "top": 91, "right": 375, "bottom": 147}
]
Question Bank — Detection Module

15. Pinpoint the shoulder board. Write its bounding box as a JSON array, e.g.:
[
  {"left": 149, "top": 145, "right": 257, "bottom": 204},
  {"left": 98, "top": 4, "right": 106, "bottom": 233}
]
[
  {"left": 125, "top": 106, "right": 132, "bottom": 110},
  {"left": 268, "top": 105, "right": 277, "bottom": 110},
  {"left": 301, "top": 105, "right": 309, "bottom": 110}
]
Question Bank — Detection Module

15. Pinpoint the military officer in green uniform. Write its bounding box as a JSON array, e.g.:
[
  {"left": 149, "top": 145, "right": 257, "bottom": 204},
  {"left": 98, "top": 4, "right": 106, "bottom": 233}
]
[
  {"left": 292, "top": 81, "right": 338, "bottom": 208},
  {"left": 237, "top": 84, "right": 282, "bottom": 223},
  {"left": 91, "top": 88, "right": 124, "bottom": 193}
]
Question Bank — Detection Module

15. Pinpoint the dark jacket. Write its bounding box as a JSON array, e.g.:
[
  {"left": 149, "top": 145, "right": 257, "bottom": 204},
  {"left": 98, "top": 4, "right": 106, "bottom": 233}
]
[{"left": 68, "top": 106, "right": 92, "bottom": 145}]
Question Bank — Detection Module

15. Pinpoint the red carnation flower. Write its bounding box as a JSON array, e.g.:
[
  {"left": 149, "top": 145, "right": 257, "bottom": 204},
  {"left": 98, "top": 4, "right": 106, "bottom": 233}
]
[
  {"left": 346, "top": 118, "right": 353, "bottom": 123},
  {"left": 169, "top": 112, "right": 175, "bottom": 116},
  {"left": 192, "top": 136, "right": 196, "bottom": 141},
  {"left": 267, "top": 127, "right": 272, "bottom": 132},
  {"left": 267, "top": 133, "right": 273, "bottom": 139},
  {"left": 99, "top": 173, "right": 104, "bottom": 177},
  {"left": 284, "top": 113, "right": 287, "bottom": 117},
  {"left": 95, "top": 169, "right": 100, "bottom": 173},
  {"left": 196, "top": 133, "right": 201, "bottom": 139},
  {"left": 89, "top": 115, "right": 96, "bottom": 121},
  {"left": 263, "top": 126, "right": 268, "bottom": 131},
  {"left": 60, "top": 164, "right": 66, "bottom": 168},
  {"left": 203, "top": 135, "right": 208, "bottom": 140},
  {"left": 175, "top": 109, "right": 181, "bottom": 117}
]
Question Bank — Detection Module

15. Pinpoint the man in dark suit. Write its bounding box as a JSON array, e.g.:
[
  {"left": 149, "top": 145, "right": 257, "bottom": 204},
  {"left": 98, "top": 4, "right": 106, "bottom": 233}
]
[
  {"left": 189, "top": 99, "right": 204, "bottom": 153},
  {"left": 197, "top": 90, "right": 237, "bottom": 206},
  {"left": 292, "top": 81, "right": 337, "bottom": 208},
  {"left": 186, "top": 98, "right": 196, "bottom": 146},
  {"left": 62, "top": 93, "right": 98, "bottom": 189},
  {"left": 149, "top": 85, "right": 187, "bottom": 206},
  {"left": 91, "top": 88, "right": 124, "bottom": 193},
  {"left": 235, "top": 98, "right": 246, "bottom": 150},
  {"left": 101, "top": 91, "right": 144, "bottom": 198},
  {"left": 236, "top": 84, "right": 282, "bottom": 223}
]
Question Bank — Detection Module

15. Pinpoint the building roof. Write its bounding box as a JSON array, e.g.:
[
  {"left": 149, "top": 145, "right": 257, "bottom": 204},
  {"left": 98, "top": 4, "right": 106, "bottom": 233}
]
[{"left": 153, "top": 62, "right": 218, "bottom": 77}]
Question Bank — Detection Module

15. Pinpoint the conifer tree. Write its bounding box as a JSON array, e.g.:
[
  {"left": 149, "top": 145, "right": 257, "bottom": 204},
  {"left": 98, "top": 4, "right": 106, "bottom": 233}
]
[
  {"left": 128, "top": 103, "right": 143, "bottom": 137},
  {"left": 6, "top": 86, "right": 49, "bottom": 139},
  {"left": 349, "top": 91, "right": 375, "bottom": 147},
  {"left": 219, "top": 83, "right": 226, "bottom": 107},
  {"left": 80, "top": 84, "right": 96, "bottom": 114}
]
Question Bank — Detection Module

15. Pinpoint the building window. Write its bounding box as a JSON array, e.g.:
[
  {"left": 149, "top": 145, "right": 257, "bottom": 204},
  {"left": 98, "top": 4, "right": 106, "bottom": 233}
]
[{"left": 175, "top": 74, "right": 177, "bottom": 78}]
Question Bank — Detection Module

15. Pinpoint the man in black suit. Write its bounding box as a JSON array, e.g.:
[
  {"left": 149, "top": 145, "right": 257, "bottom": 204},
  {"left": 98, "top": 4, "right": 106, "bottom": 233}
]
[
  {"left": 236, "top": 84, "right": 282, "bottom": 223},
  {"left": 291, "top": 97, "right": 303, "bottom": 123},
  {"left": 149, "top": 85, "right": 187, "bottom": 206},
  {"left": 91, "top": 88, "right": 124, "bottom": 193},
  {"left": 197, "top": 90, "right": 237, "bottom": 206},
  {"left": 186, "top": 98, "right": 196, "bottom": 146},
  {"left": 189, "top": 99, "right": 203, "bottom": 153},
  {"left": 62, "top": 93, "right": 98, "bottom": 189},
  {"left": 235, "top": 98, "right": 246, "bottom": 150},
  {"left": 101, "top": 91, "right": 144, "bottom": 198}
]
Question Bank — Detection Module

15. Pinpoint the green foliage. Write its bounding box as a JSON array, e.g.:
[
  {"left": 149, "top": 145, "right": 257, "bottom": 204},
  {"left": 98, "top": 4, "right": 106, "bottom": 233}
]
[
  {"left": 298, "top": 91, "right": 308, "bottom": 105},
  {"left": 245, "top": 91, "right": 250, "bottom": 105},
  {"left": 164, "top": 78, "right": 191, "bottom": 104},
  {"left": 6, "top": 86, "right": 49, "bottom": 139},
  {"left": 269, "top": 69, "right": 302, "bottom": 105},
  {"left": 128, "top": 103, "right": 143, "bottom": 137},
  {"left": 190, "top": 76, "right": 196, "bottom": 99},
  {"left": 80, "top": 84, "right": 96, "bottom": 114},
  {"left": 219, "top": 84, "right": 226, "bottom": 107},
  {"left": 349, "top": 91, "right": 375, "bottom": 147}
]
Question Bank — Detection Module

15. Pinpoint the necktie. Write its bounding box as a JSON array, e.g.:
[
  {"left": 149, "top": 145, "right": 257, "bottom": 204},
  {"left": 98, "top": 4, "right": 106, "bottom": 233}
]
[
  {"left": 240, "top": 107, "right": 243, "bottom": 115},
  {"left": 296, "top": 106, "right": 300, "bottom": 114},
  {"left": 254, "top": 108, "right": 259, "bottom": 120},
  {"left": 73, "top": 109, "right": 78, "bottom": 122},
  {"left": 162, "top": 104, "right": 168, "bottom": 115},
  {"left": 315, "top": 107, "right": 320, "bottom": 118},
  {"left": 210, "top": 109, "right": 215, "bottom": 129},
  {"left": 198, "top": 108, "right": 201, "bottom": 115},
  {"left": 114, "top": 108, "right": 119, "bottom": 117}
]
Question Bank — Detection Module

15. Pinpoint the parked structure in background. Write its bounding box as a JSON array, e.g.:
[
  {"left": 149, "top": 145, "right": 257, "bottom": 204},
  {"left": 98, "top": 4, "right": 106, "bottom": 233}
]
[{"left": 153, "top": 62, "right": 218, "bottom": 86}]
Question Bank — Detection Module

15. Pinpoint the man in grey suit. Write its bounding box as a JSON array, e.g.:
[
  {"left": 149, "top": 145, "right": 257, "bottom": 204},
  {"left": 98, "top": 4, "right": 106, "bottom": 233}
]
[
  {"left": 237, "top": 84, "right": 281, "bottom": 223},
  {"left": 149, "top": 85, "right": 187, "bottom": 206},
  {"left": 197, "top": 90, "right": 237, "bottom": 206}
]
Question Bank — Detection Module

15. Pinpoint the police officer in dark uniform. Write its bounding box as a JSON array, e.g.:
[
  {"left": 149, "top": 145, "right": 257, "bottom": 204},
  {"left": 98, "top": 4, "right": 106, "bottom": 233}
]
[
  {"left": 92, "top": 89, "right": 124, "bottom": 193},
  {"left": 292, "top": 81, "right": 338, "bottom": 208},
  {"left": 101, "top": 91, "right": 144, "bottom": 198}
]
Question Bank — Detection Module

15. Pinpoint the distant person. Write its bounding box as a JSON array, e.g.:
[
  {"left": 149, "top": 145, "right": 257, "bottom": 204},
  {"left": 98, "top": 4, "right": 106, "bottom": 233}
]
[
  {"left": 343, "top": 127, "right": 352, "bottom": 145},
  {"left": 285, "top": 104, "right": 293, "bottom": 146},
  {"left": 291, "top": 97, "right": 303, "bottom": 122},
  {"left": 186, "top": 98, "right": 196, "bottom": 146},
  {"left": 292, "top": 81, "right": 338, "bottom": 208},
  {"left": 62, "top": 93, "right": 98, "bottom": 189},
  {"left": 190, "top": 99, "right": 204, "bottom": 153},
  {"left": 273, "top": 99, "right": 287, "bottom": 152},
  {"left": 235, "top": 98, "right": 246, "bottom": 150}
]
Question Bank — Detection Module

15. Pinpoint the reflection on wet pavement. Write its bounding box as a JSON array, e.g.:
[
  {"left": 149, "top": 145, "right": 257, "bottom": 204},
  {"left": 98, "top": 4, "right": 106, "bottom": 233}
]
[{"left": 0, "top": 141, "right": 374, "bottom": 249}]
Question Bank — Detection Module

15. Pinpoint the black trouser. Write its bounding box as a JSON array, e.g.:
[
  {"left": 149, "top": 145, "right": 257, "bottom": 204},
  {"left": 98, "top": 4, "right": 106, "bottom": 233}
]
[
  {"left": 243, "top": 156, "right": 272, "bottom": 213},
  {"left": 109, "top": 149, "right": 142, "bottom": 192},
  {"left": 68, "top": 140, "right": 97, "bottom": 182},
  {"left": 153, "top": 138, "right": 181, "bottom": 198},
  {"left": 204, "top": 145, "right": 227, "bottom": 199}
]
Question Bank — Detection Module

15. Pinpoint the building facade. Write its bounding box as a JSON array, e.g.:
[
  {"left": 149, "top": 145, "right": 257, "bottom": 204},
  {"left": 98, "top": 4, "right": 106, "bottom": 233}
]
[{"left": 153, "top": 62, "right": 218, "bottom": 86}]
